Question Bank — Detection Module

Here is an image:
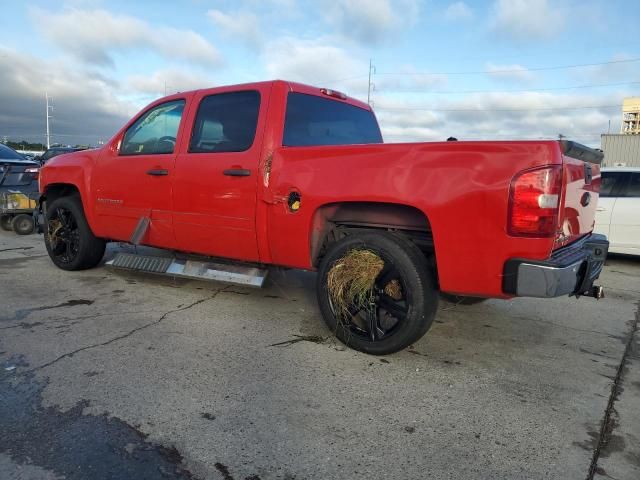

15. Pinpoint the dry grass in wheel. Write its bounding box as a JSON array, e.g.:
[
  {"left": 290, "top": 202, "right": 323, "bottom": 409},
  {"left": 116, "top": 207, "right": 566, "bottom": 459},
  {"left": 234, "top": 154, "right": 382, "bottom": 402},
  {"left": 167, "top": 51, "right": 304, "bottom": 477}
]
[{"left": 327, "top": 248, "right": 405, "bottom": 322}]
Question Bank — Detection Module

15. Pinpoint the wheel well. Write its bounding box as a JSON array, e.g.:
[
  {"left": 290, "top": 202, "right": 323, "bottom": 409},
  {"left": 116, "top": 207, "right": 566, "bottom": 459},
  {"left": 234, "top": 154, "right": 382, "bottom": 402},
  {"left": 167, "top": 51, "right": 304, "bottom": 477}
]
[
  {"left": 311, "top": 202, "right": 435, "bottom": 268},
  {"left": 42, "top": 183, "right": 80, "bottom": 207}
]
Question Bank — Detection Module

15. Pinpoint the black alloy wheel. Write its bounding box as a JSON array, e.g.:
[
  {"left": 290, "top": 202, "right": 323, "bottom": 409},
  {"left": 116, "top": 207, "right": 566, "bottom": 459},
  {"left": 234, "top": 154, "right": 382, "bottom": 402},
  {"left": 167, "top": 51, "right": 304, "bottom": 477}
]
[
  {"left": 44, "top": 195, "right": 105, "bottom": 271},
  {"left": 317, "top": 231, "right": 438, "bottom": 355},
  {"left": 47, "top": 205, "right": 81, "bottom": 264},
  {"left": 333, "top": 258, "right": 409, "bottom": 343}
]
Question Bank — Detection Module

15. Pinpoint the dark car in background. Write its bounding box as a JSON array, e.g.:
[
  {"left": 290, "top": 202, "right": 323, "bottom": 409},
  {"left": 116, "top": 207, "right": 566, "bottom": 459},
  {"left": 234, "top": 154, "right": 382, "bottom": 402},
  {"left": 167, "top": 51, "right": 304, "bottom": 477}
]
[
  {"left": 0, "top": 144, "right": 40, "bottom": 233},
  {"left": 38, "top": 146, "right": 87, "bottom": 164}
]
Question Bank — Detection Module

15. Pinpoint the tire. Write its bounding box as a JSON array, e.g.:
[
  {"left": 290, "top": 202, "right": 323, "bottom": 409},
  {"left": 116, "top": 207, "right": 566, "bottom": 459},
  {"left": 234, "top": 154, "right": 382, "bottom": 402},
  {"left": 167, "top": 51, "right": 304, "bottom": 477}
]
[
  {"left": 440, "top": 293, "right": 487, "bottom": 306},
  {"left": 12, "top": 214, "right": 35, "bottom": 235},
  {"left": 316, "top": 231, "right": 438, "bottom": 355},
  {"left": 0, "top": 214, "right": 13, "bottom": 231},
  {"left": 44, "top": 195, "right": 106, "bottom": 270}
]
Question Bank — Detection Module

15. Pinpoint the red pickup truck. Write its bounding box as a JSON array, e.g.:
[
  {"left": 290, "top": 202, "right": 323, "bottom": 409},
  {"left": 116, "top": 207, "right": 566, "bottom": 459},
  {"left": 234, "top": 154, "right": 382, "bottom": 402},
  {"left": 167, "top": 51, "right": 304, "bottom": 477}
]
[{"left": 39, "top": 80, "right": 608, "bottom": 354}]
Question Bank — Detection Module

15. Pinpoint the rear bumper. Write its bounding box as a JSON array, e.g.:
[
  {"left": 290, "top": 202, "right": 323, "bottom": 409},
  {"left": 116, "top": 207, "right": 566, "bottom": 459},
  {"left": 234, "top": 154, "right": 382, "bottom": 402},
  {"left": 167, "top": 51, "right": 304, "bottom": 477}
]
[{"left": 503, "top": 233, "right": 609, "bottom": 298}]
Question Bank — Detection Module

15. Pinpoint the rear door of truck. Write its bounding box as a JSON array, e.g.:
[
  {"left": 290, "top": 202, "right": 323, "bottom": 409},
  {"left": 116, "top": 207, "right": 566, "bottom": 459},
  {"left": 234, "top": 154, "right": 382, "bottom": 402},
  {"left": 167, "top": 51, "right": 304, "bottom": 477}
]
[
  {"left": 172, "top": 84, "right": 270, "bottom": 262},
  {"left": 556, "top": 141, "right": 604, "bottom": 248}
]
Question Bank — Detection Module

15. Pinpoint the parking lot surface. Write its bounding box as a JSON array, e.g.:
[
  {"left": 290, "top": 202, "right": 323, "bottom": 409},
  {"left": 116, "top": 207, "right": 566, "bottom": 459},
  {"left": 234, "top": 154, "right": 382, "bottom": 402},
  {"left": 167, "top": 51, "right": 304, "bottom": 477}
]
[{"left": 1, "top": 231, "right": 639, "bottom": 480}]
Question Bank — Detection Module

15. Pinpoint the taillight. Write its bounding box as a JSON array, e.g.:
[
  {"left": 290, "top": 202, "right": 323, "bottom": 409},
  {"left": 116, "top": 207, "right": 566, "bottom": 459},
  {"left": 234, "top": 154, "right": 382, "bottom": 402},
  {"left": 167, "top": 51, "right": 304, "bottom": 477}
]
[
  {"left": 508, "top": 165, "right": 562, "bottom": 237},
  {"left": 25, "top": 167, "right": 39, "bottom": 180}
]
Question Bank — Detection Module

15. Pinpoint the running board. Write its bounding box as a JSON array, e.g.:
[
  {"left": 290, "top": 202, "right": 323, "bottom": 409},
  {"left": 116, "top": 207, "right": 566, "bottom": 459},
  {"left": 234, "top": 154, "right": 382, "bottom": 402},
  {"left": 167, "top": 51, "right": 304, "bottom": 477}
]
[{"left": 106, "top": 252, "right": 268, "bottom": 287}]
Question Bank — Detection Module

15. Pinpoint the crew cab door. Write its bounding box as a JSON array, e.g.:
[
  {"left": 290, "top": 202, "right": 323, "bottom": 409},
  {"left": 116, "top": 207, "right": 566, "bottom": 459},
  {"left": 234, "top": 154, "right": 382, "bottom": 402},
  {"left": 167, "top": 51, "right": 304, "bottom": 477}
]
[
  {"left": 172, "top": 88, "right": 267, "bottom": 261},
  {"left": 594, "top": 170, "right": 627, "bottom": 238},
  {"left": 92, "top": 98, "right": 188, "bottom": 248},
  {"left": 610, "top": 172, "right": 640, "bottom": 252}
]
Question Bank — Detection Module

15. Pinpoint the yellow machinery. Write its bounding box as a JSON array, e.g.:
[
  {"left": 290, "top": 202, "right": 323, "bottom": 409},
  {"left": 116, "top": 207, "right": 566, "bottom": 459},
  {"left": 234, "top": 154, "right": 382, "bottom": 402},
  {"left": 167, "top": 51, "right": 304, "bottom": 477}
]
[{"left": 0, "top": 191, "right": 38, "bottom": 235}]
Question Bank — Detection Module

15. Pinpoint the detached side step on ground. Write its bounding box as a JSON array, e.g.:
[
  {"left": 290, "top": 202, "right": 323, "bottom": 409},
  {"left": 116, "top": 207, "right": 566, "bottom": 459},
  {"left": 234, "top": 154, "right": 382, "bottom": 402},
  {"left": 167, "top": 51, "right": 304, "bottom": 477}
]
[{"left": 106, "top": 252, "right": 268, "bottom": 287}]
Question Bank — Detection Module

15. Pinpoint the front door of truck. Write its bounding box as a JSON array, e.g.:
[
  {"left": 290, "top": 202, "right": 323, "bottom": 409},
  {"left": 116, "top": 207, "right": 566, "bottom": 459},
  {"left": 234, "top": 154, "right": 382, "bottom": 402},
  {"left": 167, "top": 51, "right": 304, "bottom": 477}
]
[
  {"left": 172, "top": 88, "right": 267, "bottom": 262},
  {"left": 93, "top": 98, "right": 188, "bottom": 248}
]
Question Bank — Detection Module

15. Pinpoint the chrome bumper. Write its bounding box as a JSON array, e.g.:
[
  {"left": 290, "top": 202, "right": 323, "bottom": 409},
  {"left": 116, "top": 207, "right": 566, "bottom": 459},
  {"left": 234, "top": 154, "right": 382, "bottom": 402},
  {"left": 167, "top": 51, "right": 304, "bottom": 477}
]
[{"left": 503, "top": 234, "right": 609, "bottom": 298}]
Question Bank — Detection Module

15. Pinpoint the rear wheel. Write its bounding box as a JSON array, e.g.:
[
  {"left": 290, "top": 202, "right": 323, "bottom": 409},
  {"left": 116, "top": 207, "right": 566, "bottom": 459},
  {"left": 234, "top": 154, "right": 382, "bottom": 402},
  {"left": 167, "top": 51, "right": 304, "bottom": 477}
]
[
  {"left": 316, "top": 231, "right": 438, "bottom": 355},
  {"left": 44, "top": 195, "right": 106, "bottom": 270},
  {"left": 0, "top": 214, "right": 13, "bottom": 231},
  {"left": 12, "top": 214, "right": 35, "bottom": 235}
]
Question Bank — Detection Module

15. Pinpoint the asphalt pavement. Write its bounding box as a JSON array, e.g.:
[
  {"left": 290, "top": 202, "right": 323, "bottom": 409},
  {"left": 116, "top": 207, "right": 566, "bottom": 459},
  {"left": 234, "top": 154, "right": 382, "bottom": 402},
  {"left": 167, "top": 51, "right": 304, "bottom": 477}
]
[{"left": 1, "top": 231, "right": 638, "bottom": 480}]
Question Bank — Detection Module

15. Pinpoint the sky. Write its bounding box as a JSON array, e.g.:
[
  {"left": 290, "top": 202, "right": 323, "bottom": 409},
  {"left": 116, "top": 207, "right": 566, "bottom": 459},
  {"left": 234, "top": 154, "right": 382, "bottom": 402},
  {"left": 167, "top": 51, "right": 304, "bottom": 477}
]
[{"left": 1, "top": 0, "right": 639, "bottom": 148}]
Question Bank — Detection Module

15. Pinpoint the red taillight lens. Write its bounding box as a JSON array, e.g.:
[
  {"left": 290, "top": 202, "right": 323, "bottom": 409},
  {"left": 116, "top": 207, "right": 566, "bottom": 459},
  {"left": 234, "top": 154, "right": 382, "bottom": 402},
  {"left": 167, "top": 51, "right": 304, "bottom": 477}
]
[{"left": 508, "top": 165, "right": 562, "bottom": 237}]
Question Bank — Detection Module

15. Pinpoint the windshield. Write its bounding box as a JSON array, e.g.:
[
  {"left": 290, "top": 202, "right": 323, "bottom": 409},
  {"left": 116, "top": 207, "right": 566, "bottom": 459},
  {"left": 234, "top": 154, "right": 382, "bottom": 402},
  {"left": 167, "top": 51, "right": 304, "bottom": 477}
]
[{"left": 0, "top": 144, "right": 25, "bottom": 161}]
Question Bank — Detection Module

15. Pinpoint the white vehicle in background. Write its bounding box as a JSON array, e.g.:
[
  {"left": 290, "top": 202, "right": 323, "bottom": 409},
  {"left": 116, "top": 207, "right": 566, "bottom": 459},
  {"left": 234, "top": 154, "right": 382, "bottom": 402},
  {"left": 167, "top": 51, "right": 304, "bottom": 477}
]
[{"left": 594, "top": 167, "right": 640, "bottom": 256}]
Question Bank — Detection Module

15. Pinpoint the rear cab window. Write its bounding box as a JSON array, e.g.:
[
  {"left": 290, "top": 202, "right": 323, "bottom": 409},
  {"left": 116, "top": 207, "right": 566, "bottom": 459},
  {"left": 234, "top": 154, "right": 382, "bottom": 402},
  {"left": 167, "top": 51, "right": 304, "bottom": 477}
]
[{"left": 283, "top": 92, "right": 382, "bottom": 147}]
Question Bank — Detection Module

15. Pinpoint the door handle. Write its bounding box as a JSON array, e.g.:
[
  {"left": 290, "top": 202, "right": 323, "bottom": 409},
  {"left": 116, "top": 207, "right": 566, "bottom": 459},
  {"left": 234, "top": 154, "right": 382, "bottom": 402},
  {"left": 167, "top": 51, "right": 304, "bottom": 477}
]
[
  {"left": 596, "top": 207, "right": 607, "bottom": 212},
  {"left": 147, "top": 169, "right": 169, "bottom": 176},
  {"left": 223, "top": 168, "right": 251, "bottom": 177}
]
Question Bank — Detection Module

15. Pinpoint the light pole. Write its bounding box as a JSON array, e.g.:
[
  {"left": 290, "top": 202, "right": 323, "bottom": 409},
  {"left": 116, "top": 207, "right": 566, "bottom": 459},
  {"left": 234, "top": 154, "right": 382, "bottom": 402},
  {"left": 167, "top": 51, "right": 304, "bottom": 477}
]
[{"left": 45, "top": 92, "right": 53, "bottom": 149}]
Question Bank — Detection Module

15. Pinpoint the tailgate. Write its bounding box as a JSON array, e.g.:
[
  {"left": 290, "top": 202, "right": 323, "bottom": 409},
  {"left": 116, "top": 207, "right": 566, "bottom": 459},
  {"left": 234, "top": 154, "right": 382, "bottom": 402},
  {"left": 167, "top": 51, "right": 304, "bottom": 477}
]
[{"left": 556, "top": 141, "right": 603, "bottom": 247}]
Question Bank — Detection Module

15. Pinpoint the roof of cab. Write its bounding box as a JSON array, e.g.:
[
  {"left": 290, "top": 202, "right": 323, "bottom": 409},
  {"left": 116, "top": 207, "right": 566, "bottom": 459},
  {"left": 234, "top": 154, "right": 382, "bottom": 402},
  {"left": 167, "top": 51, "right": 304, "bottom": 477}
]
[
  {"left": 161, "top": 79, "right": 371, "bottom": 111},
  {"left": 602, "top": 167, "right": 640, "bottom": 172}
]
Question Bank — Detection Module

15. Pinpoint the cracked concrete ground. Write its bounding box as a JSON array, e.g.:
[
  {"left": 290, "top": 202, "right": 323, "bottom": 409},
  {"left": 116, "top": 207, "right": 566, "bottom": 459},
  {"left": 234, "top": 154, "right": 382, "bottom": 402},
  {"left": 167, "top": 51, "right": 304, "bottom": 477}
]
[{"left": 1, "top": 231, "right": 639, "bottom": 480}]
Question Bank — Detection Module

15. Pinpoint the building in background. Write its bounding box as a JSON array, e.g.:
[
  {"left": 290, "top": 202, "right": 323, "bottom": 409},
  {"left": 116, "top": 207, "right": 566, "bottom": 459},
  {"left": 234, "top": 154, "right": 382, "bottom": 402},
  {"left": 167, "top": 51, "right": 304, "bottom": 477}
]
[
  {"left": 601, "top": 134, "right": 640, "bottom": 167},
  {"left": 621, "top": 97, "right": 640, "bottom": 135}
]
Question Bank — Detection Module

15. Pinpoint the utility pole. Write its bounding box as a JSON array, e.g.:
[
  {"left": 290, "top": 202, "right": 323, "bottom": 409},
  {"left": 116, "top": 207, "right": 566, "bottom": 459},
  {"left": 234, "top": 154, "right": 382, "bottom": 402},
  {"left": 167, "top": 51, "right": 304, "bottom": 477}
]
[
  {"left": 45, "top": 92, "right": 53, "bottom": 149},
  {"left": 367, "top": 59, "right": 375, "bottom": 106}
]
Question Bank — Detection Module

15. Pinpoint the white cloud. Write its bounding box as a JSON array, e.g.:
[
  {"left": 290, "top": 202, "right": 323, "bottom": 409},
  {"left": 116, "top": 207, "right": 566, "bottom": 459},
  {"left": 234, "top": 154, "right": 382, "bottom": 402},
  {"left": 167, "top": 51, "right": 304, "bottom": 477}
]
[
  {"left": 207, "top": 9, "right": 262, "bottom": 48},
  {"left": 581, "top": 53, "right": 640, "bottom": 83},
  {"left": 126, "top": 69, "right": 215, "bottom": 97},
  {"left": 373, "top": 66, "right": 449, "bottom": 93},
  {"left": 491, "top": 0, "right": 564, "bottom": 40},
  {"left": 485, "top": 63, "right": 534, "bottom": 82},
  {"left": 373, "top": 91, "right": 623, "bottom": 147},
  {"left": 0, "top": 47, "right": 132, "bottom": 145},
  {"left": 444, "top": 2, "right": 473, "bottom": 21},
  {"left": 263, "top": 37, "right": 367, "bottom": 92},
  {"left": 30, "top": 8, "right": 222, "bottom": 67},
  {"left": 322, "top": 0, "right": 419, "bottom": 44}
]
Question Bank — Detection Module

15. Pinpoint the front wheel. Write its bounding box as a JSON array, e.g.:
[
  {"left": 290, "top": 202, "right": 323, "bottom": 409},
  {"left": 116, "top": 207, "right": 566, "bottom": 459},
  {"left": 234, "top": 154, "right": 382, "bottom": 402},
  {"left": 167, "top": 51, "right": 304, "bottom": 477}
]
[
  {"left": 44, "top": 195, "right": 106, "bottom": 270},
  {"left": 316, "top": 231, "right": 438, "bottom": 355}
]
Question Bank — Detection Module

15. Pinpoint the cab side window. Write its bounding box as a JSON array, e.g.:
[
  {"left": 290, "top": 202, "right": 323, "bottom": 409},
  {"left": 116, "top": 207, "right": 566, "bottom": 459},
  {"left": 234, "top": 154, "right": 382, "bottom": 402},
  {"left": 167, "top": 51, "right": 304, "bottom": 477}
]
[
  {"left": 120, "top": 100, "right": 185, "bottom": 155},
  {"left": 624, "top": 173, "right": 640, "bottom": 197},
  {"left": 189, "top": 91, "right": 260, "bottom": 153},
  {"left": 599, "top": 172, "right": 628, "bottom": 197}
]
